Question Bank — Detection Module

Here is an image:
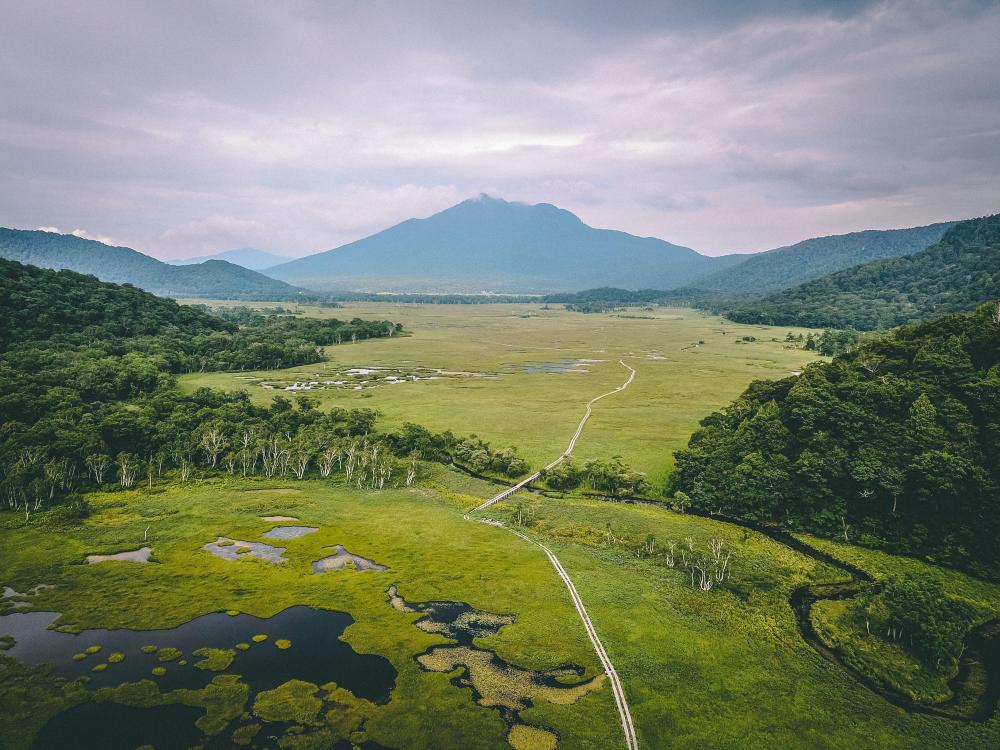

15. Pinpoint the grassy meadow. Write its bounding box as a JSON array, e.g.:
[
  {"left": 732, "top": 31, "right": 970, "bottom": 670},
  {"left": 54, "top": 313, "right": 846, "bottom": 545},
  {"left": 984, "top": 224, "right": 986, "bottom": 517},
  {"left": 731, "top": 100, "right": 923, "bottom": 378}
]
[
  {"left": 180, "top": 303, "right": 820, "bottom": 486},
  {"left": 3, "top": 471, "right": 998, "bottom": 748}
]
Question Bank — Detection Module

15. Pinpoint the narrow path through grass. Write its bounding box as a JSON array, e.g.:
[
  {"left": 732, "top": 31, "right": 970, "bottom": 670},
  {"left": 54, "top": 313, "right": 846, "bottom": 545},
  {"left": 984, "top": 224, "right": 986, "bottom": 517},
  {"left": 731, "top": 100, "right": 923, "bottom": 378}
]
[
  {"left": 470, "top": 360, "right": 636, "bottom": 513},
  {"left": 468, "top": 360, "right": 640, "bottom": 748}
]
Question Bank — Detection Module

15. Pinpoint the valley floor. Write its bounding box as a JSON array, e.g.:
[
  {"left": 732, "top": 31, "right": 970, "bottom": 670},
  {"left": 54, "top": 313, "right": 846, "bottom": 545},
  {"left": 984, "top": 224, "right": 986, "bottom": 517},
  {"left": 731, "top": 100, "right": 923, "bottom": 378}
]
[{"left": 179, "top": 303, "right": 820, "bottom": 486}]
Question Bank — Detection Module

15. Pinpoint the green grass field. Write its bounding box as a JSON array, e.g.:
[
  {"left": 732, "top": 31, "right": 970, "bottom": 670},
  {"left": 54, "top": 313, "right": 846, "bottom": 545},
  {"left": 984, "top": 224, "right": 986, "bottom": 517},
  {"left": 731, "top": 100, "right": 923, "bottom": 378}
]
[
  {"left": 180, "top": 303, "right": 820, "bottom": 486},
  {"left": 3, "top": 472, "right": 998, "bottom": 749}
]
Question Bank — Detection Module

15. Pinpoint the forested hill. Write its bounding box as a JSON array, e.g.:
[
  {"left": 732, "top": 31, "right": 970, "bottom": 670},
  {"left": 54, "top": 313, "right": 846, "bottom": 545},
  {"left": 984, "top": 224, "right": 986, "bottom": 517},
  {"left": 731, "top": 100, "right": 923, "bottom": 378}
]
[
  {"left": 669, "top": 300, "right": 1000, "bottom": 579},
  {"left": 725, "top": 214, "right": 1000, "bottom": 329},
  {"left": 687, "top": 222, "right": 955, "bottom": 297},
  {"left": 0, "top": 258, "right": 534, "bottom": 520},
  {"left": 0, "top": 258, "right": 401, "bottom": 372},
  {"left": 0, "top": 228, "right": 304, "bottom": 299},
  {"left": 0, "top": 258, "right": 231, "bottom": 349}
]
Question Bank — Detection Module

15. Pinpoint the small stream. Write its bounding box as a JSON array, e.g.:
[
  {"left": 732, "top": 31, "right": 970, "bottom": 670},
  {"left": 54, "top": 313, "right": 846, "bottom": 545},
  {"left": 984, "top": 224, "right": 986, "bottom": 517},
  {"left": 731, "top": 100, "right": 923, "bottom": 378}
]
[{"left": 560, "top": 492, "right": 1000, "bottom": 721}]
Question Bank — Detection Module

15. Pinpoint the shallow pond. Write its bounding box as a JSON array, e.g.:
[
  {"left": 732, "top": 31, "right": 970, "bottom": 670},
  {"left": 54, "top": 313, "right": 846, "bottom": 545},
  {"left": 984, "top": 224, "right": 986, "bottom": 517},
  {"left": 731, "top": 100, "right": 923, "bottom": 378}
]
[
  {"left": 203, "top": 536, "right": 287, "bottom": 562},
  {"left": 262, "top": 525, "right": 318, "bottom": 540},
  {"left": 35, "top": 701, "right": 204, "bottom": 750},
  {"left": 521, "top": 358, "right": 595, "bottom": 374},
  {"left": 387, "top": 585, "right": 602, "bottom": 750},
  {"left": 313, "top": 544, "right": 389, "bottom": 573},
  {"left": 86, "top": 546, "right": 152, "bottom": 564},
  {"left": 2, "top": 605, "right": 396, "bottom": 701}
]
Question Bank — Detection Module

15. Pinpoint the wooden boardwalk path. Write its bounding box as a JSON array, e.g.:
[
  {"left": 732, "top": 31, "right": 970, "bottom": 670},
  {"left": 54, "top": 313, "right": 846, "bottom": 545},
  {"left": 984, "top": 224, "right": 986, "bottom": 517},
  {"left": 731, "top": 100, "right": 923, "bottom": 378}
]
[{"left": 468, "top": 359, "right": 640, "bottom": 749}]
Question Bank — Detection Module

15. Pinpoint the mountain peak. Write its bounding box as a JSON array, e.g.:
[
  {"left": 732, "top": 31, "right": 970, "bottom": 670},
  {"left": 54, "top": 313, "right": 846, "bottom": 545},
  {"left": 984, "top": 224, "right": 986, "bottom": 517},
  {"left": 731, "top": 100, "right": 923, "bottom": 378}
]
[
  {"left": 439, "top": 194, "right": 584, "bottom": 228},
  {"left": 266, "top": 196, "right": 709, "bottom": 293}
]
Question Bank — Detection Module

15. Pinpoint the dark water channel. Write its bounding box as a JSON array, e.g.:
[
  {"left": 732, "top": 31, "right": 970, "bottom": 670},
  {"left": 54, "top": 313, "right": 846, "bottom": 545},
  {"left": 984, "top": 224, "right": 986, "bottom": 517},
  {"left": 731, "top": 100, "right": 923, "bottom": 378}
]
[
  {"left": 2, "top": 606, "right": 397, "bottom": 749},
  {"left": 584, "top": 492, "right": 1000, "bottom": 721}
]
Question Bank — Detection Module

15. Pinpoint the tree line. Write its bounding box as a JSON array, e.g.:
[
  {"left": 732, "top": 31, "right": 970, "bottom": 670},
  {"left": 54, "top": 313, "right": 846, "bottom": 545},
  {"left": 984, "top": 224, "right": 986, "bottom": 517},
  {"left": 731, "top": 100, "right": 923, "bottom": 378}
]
[{"left": 0, "top": 260, "right": 529, "bottom": 518}]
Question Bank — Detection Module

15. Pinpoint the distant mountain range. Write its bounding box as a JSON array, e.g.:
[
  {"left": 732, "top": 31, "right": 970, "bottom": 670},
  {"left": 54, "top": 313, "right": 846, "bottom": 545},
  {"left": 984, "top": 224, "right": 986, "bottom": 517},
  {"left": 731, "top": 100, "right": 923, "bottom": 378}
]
[
  {"left": 0, "top": 229, "right": 303, "bottom": 299},
  {"left": 3, "top": 198, "right": 984, "bottom": 330},
  {"left": 687, "top": 222, "right": 956, "bottom": 297},
  {"left": 726, "top": 213, "right": 1000, "bottom": 329},
  {"left": 265, "top": 195, "right": 744, "bottom": 293},
  {"left": 170, "top": 247, "right": 291, "bottom": 270}
]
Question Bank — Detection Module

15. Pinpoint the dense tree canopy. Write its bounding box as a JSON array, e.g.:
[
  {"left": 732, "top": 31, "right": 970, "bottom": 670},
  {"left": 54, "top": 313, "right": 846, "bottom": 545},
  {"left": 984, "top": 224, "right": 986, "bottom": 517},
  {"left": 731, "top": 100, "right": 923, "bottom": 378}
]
[
  {"left": 726, "top": 214, "right": 1000, "bottom": 330},
  {"left": 0, "top": 260, "right": 450, "bottom": 514},
  {"left": 669, "top": 300, "right": 1000, "bottom": 579},
  {"left": 852, "top": 574, "right": 975, "bottom": 667}
]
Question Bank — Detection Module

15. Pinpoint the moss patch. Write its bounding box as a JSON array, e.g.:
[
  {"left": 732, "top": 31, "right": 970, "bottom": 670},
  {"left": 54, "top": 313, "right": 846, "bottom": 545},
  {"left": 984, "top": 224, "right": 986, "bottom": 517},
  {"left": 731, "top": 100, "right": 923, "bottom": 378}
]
[
  {"left": 107, "top": 652, "right": 125, "bottom": 664},
  {"left": 151, "top": 667, "right": 167, "bottom": 677},
  {"left": 232, "top": 723, "right": 260, "bottom": 746},
  {"left": 91, "top": 663, "right": 108, "bottom": 672},
  {"left": 84, "top": 645, "right": 101, "bottom": 655},
  {"left": 508, "top": 724, "right": 558, "bottom": 750},
  {"left": 140, "top": 645, "right": 157, "bottom": 654},
  {"left": 71, "top": 653, "right": 87, "bottom": 662},
  {"left": 193, "top": 648, "right": 236, "bottom": 672},
  {"left": 235, "top": 643, "right": 250, "bottom": 651},
  {"left": 0, "top": 635, "right": 14, "bottom": 651},
  {"left": 157, "top": 647, "right": 183, "bottom": 662},
  {"left": 251, "top": 634, "right": 268, "bottom": 643},
  {"left": 253, "top": 680, "right": 323, "bottom": 725},
  {"left": 274, "top": 639, "right": 292, "bottom": 650}
]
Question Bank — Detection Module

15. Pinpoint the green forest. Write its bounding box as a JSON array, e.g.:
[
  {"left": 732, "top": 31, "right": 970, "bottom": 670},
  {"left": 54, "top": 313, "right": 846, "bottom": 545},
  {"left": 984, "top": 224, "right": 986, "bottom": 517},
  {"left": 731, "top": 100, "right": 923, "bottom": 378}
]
[
  {"left": 0, "top": 260, "right": 455, "bottom": 513},
  {"left": 726, "top": 214, "right": 1000, "bottom": 330},
  {"left": 669, "top": 299, "right": 1000, "bottom": 579}
]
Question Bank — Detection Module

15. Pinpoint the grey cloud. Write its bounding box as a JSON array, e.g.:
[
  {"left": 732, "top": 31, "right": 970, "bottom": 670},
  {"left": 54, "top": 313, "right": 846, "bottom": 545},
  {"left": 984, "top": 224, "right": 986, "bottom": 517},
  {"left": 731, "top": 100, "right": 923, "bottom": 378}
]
[{"left": 0, "top": 0, "right": 997, "bottom": 257}]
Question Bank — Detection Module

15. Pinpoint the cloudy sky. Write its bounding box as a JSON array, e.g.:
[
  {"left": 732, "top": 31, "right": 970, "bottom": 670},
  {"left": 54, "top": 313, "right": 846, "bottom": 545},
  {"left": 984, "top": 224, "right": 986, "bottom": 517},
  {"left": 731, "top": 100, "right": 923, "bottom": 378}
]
[{"left": 2, "top": 0, "right": 998, "bottom": 259}]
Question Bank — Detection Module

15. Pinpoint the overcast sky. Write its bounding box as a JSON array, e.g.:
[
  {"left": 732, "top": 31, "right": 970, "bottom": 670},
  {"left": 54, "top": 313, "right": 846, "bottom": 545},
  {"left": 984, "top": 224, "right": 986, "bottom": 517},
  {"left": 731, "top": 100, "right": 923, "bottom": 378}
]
[{"left": 2, "top": 0, "right": 998, "bottom": 259}]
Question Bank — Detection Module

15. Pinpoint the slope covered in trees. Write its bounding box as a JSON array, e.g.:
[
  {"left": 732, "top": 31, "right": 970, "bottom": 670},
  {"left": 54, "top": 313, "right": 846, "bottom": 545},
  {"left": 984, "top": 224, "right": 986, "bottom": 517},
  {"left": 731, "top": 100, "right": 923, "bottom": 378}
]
[
  {"left": 0, "top": 228, "right": 304, "bottom": 299},
  {"left": 0, "top": 259, "right": 399, "bottom": 371},
  {"left": 669, "top": 300, "right": 1000, "bottom": 579},
  {"left": 726, "top": 214, "right": 1000, "bottom": 329},
  {"left": 689, "top": 222, "right": 955, "bottom": 297},
  {"left": 0, "top": 260, "right": 534, "bottom": 516}
]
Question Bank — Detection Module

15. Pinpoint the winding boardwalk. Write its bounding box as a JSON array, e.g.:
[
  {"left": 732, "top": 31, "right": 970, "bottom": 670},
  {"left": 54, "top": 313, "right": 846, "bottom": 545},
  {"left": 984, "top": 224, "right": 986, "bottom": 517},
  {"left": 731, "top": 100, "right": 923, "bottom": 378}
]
[
  {"left": 468, "top": 359, "right": 640, "bottom": 749},
  {"left": 470, "top": 360, "right": 636, "bottom": 513},
  {"left": 503, "top": 524, "right": 640, "bottom": 750}
]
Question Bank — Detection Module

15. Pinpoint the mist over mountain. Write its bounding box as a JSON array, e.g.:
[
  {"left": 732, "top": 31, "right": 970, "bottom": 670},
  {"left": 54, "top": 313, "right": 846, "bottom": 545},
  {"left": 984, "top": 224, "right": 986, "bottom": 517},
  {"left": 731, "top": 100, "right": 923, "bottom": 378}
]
[
  {"left": 170, "top": 247, "right": 291, "bottom": 270},
  {"left": 266, "top": 195, "right": 743, "bottom": 293},
  {"left": 0, "top": 228, "right": 303, "bottom": 299}
]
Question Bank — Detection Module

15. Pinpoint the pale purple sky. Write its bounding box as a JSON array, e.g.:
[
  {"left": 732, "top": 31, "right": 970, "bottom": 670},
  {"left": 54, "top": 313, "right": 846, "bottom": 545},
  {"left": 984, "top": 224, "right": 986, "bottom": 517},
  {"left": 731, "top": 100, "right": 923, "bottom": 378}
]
[{"left": 2, "top": 0, "right": 999, "bottom": 259}]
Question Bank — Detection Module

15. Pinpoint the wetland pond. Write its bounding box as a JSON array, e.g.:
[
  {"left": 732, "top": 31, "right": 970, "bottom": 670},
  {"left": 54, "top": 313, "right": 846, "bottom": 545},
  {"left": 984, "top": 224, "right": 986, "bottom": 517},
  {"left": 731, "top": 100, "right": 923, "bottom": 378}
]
[
  {"left": 387, "top": 585, "right": 604, "bottom": 750},
  {"left": 2, "top": 605, "right": 397, "bottom": 749}
]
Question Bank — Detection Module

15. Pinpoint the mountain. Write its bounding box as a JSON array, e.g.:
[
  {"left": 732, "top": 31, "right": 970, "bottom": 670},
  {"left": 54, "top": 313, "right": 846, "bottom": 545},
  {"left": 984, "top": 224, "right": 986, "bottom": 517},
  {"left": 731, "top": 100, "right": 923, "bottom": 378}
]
[
  {"left": 0, "top": 228, "right": 305, "bottom": 299},
  {"left": 170, "top": 247, "right": 291, "bottom": 270},
  {"left": 726, "top": 214, "right": 1000, "bottom": 329},
  {"left": 266, "top": 195, "right": 743, "bottom": 293},
  {"left": 685, "top": 222, "right": 956, "bottom": 296}
]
